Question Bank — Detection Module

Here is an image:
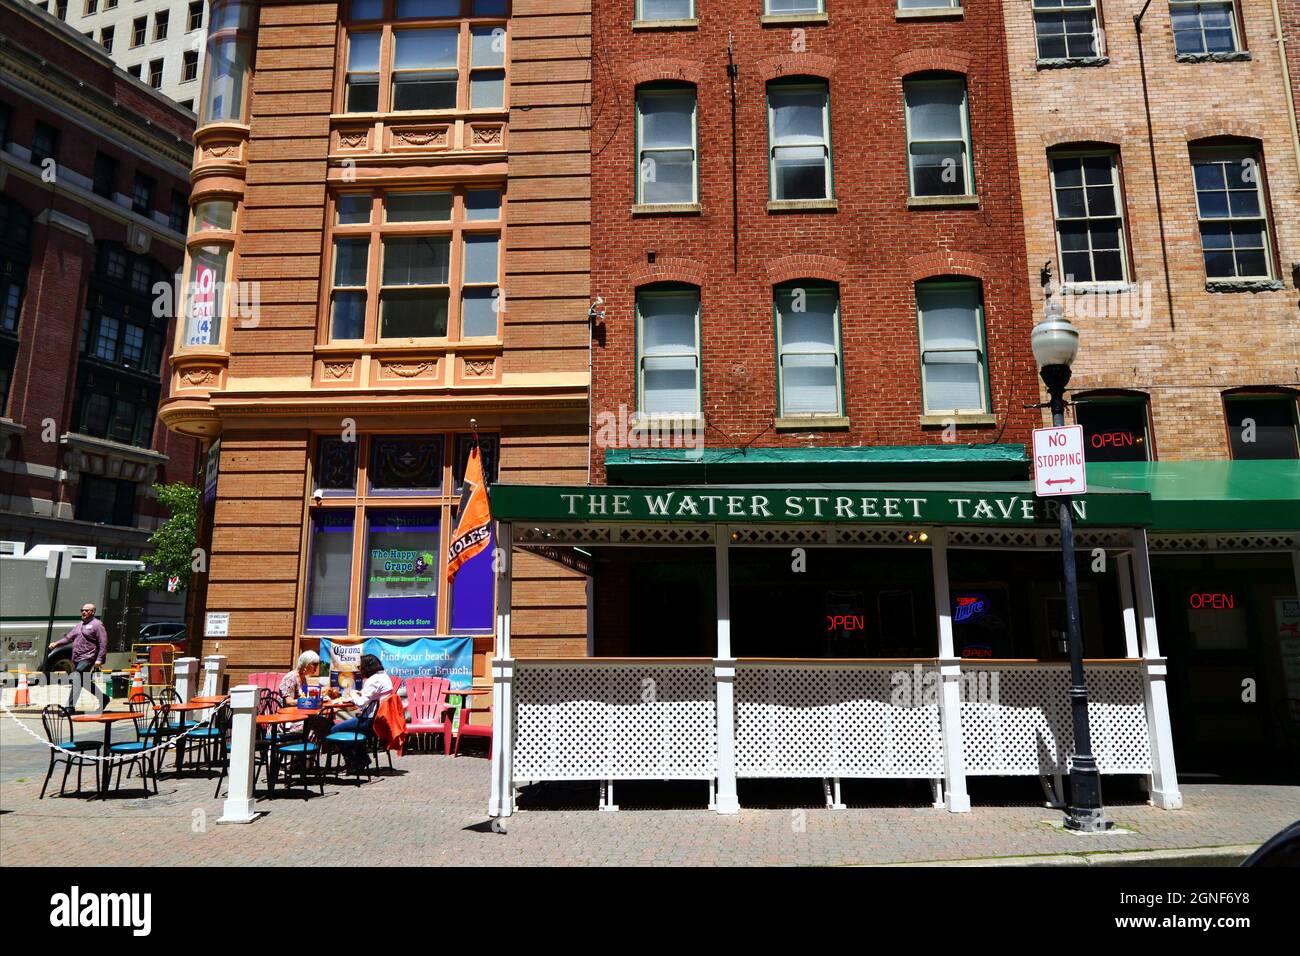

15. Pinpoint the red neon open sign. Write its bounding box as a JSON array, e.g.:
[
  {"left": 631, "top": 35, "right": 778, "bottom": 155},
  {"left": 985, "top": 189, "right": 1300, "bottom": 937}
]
[
  {"left": 826, "top": 615, "right": 865, "bottom": 631},
  {"left": 1188, "top": 592, "right": 1236, "bottom": 610}
]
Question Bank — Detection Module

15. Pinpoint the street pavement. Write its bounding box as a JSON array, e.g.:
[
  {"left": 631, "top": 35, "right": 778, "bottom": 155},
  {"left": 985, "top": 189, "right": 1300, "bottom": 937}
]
[{"left": 1, "top": 713, "right": 1296, "bottom": 866}]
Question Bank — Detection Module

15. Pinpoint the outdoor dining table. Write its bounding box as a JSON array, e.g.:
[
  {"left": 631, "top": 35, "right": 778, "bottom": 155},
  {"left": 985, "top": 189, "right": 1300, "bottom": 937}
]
[
  {"left": 167, "top": 700, "right": 220, "bottom": 772},
  {"left": 71, "top": 711, "right": 139, "bottom": 798},
  {"left": 256, "top": 699, "right": 353, "bottom": 796}
]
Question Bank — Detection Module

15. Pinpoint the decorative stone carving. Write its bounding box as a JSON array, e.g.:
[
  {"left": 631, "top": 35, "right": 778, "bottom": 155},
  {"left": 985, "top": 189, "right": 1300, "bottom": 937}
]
[
  {"left": 378, "top": 360, "right": 437, "bottom": 379},
  {"left": 338, "top": 130, "right": 369, "bottom": 149},
  {"left": 391, "top": 127, "right": 449, "bottom": 148},
  {"left": 205, "top": 144, "right": 236, "bottom": 159},
  {"left": 323, "top": 361, "right": 355, "bottom": 380},
  {"left": 463, "top": 359, "right": 495, "bottom": 377},
  {"left": 180, "top": 367, "right": 217, "bottom": 387},
  {"left": 472, "top": 126, "right": 504, "bottom": 146}
]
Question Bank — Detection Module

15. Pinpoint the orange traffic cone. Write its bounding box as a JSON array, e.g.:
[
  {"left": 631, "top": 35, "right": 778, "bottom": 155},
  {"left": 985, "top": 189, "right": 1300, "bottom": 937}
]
[
  {"left": 129, "top": 666, "right": 145, "bottom": 703},
  {"left": 14, "top": 670, "right": 30, "bottom": 707}
]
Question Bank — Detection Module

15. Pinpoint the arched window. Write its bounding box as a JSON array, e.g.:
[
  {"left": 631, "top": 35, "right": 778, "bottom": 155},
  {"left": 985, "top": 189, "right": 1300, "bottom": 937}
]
[
  {"left": 1047, "top": 146, "right": 1129, "bottom": 284},
  {"left": 902, "top": 73, "right": 973, "bottom": 198},
  {"left": 1189, "top": 140, "right": 1276, "bottom": 283},
  {"left": 636, "top": 83, "right": 698, "bottom": 207},
  {"left": 767, "top": 78, "right": 832, "bottom": 202}
]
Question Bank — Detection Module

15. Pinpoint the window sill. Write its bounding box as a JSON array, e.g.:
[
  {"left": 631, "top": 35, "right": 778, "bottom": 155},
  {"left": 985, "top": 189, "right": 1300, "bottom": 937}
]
[
  {"left": 1036, "top": 56, "right": 1110, "bottom": 70},
  {"left": 774, "top": 415, "right": 850, "bottom": 431},
  {"left": 1176, "top": 51, "right": 1251, "bottom": 63},
  {"left": 895, "top": 6, "right": 963, "bottom": 20},
  {"left": 1062, "top": 281, "right": 1137, "bottom": 294},
  {"left": 919, "top": 413, "right": 996, "bottom": 427},
  {"left": 1205, "top": 278, "right": 1284, "bottom": 293},
  {"left": 59, "top": 432, "right": 169, "bottom": 468},
  {"left": 760, "top": 12, "right": 829, "bottom": 26},
  {"left": 907, "top": 194, "right": 979, "bottom": 209},
  {"left": 632, "top": 202, "right": 701, "bottom": 216},
  {"left": 629, "top": 414, "right": 705, "bottom": 434},
  {"left": 767, "top": 198, "right": 838, "bottom": 213},
  {"left": 631, "top": 18, "right": 699, "bottom": 30}
]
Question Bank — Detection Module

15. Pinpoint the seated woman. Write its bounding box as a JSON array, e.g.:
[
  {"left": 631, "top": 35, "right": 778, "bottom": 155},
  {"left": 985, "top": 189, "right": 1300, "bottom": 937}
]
[
  {"left": 279, "top": 650, "right": 320, "bottom": 702},
  {"left": 329, "top": 654, "right": 393, "bottom": 772}
]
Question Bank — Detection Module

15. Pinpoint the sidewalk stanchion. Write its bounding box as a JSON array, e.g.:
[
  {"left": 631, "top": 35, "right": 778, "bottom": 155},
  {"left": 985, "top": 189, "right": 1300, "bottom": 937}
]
[
  {"left": 174, "top": 657, "right": 199, "bottom": 703},
  {"left": 202, "top": 655, "right": 228, "bottom": 697},
  {"left": 216, "top": 684, "right": 260, "bottom": 825}
]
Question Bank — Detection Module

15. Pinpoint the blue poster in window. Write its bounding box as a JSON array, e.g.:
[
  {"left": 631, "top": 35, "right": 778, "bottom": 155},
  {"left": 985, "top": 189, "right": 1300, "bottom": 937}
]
[{"left": 320, "top": 636, "right": 473, "bottom": 690}]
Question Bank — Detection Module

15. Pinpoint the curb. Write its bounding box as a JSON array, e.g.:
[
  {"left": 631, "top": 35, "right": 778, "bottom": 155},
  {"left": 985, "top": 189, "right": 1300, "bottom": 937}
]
[{"left": 883, "top": 844, "right": 1259, "bottom": 867}]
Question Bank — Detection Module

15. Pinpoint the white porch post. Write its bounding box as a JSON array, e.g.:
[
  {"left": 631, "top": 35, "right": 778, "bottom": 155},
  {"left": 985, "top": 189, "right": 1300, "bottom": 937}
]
[
  {"left": 1117, "top": 552, "right": 1140, "bottom": 659},
  {"left": 930, "top": 529, "right": 970, "bottom": 812},
  {"left": 216, "top": 684, "right": 259, "bottom": 824},
  {"left": 201, "top": 654, "right": 227, "bottom": 697},
  {"left": 173, "top": 657, "right": 199, "bottom": 703},
  {"left": 1132, "top": 528, "right": 1182, "bottom": 809},
  {"left": 489, "top": 522, "right": 515, "bottom": 818},
  {"left": 713, "top": 528, "right": 740, "bottom": 814}
]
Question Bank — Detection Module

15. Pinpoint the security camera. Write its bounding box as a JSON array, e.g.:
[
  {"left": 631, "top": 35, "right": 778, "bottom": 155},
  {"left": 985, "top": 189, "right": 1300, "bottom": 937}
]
[{"left": 312, "top": 489, "right": 324, "bottom": 502}]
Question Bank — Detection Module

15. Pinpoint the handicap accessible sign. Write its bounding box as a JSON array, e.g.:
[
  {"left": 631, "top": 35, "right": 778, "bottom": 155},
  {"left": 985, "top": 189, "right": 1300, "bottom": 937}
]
[{"left": 320, "top": 636, "right": 473, "bottom": 690}]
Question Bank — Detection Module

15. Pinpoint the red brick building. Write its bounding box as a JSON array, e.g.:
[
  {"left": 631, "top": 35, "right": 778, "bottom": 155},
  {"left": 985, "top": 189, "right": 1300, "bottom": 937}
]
[{"left": 0, "top": 2, "right": 199, "bottom": 614}]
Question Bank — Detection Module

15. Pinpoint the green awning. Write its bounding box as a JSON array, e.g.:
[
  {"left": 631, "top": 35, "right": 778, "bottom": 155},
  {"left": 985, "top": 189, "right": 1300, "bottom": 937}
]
[
  {"left": 605, "top": 443, "right": 1030, "bottom": 484},
  {"left": 1087, "top": 460, "right": 1300, "bottom": 532},
  {"left": 492, "top": 481, "right": 1151, "bottom": 527}
]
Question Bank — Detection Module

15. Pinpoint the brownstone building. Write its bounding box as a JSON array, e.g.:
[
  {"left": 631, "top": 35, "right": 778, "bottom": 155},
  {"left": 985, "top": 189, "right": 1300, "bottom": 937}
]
[
  {"left": 1003, "top": 0, "right": 1300, "bottom": 773},
  {"left": 160, "top": 0, "right": 592, "bottom": 682},
  {"left": 0, "top": 2, "right": 199, "bottom": 621}
]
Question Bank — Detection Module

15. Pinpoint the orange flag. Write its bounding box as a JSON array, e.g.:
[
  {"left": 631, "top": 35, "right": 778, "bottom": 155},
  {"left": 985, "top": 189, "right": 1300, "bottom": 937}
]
[{"left": 447, "top": 443, "right": 492, "bottom": 582}]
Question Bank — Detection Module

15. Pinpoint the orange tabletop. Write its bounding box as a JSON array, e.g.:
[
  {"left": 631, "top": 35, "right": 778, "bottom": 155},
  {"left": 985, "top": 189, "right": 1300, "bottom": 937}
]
[
  {"left": 188, "top": 695, "right": 227, "bottom": 706},
  {"left": 72, "top": 712, "right": 138, "bottom": 723},
  {"left": 169, "top": 701, "right": 212, "bottom": 712},
  {"left": 256, "top": 709, "right": 323, "bottom": 725},
  {"left": 448, "top": 687, "right": 491, "bottom": 696}
]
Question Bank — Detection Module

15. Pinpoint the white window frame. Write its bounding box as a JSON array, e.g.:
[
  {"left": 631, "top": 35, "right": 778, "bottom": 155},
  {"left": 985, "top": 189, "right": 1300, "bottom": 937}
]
[
  {"left": 636, "top": 286, "right": 702, "bottom": 418},
  {"left": 775, "top": 283, "right": 843, "bottom": 418},
  {"left": 1030, "top": 0, "right": 1103, "bottom": 61},
  {"left": 635, "top": 85, "right": 698, "bottom": 206},
  {"left": 916, "top": 280, "right": 990, "bottom": 417},
  {"left": 1169, "top": 1, "right": 1241, "bottom": 55},
  {"left": 902, "top": 76, "right": 974, "bottom": 198},
  {"left": 1190, "top": 145, "right": 1274, "bottom": 282},
  {"left": 636, "top": 0, "right": 696, "bottom": 20},
  {"left": 764, "top": 0, "right": 826, "bottom": 14},
  {"left": 1048, "top": 149, "right": 1130, "bottom": 287},
  {"left": 767, "top": 79, "right": 833, "bottom": 202}
]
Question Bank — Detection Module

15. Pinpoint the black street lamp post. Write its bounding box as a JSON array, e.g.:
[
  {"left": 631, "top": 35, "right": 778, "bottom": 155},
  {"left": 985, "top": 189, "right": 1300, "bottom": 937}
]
[{"left": 1032, "top": 265, "right": 1109, "bottom": 833}]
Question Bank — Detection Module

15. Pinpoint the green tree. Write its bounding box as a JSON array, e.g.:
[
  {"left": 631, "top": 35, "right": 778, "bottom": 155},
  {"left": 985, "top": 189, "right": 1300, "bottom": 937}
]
[{"left": 139, "top": 482, "right": 199, "bottom": 592}]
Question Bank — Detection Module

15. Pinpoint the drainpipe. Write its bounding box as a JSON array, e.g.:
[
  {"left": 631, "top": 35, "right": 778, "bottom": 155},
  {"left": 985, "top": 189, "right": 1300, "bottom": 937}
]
[
  {"left": 1269, "top": 0, "right": 1300, "bottom": 183},
  {"left": 1134, "top": 1, "right": 1178, "bottom": 331}
]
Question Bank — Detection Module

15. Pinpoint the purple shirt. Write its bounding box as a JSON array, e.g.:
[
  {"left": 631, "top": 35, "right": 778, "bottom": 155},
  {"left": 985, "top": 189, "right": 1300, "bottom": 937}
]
[{"left": 53, "top": 618, "right": 108, "bottom": 664}]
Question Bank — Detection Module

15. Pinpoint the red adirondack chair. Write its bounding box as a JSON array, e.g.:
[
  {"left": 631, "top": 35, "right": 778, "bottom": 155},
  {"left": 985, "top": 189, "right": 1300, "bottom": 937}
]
[
  {"left": 249, "top": 672, "right": 283, "bottom": 694},
  {"left": 404, "top": 677, "right": 454, "bottom": 755},
  {"left": 454, "top": 690, "right": 493, "bottom": 759}
]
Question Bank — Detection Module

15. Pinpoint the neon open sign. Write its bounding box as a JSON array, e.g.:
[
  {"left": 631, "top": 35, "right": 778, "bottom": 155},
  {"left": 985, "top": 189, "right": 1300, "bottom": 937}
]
[
  {"left": 826, "top": 615, "right": 866, "bottom": 631},
  {"left": 1188, "top": 592, "right": 1236, "bottom": 610},
  {"left": 1090, "top": 431, "right": 1141, "bottom": 449}
]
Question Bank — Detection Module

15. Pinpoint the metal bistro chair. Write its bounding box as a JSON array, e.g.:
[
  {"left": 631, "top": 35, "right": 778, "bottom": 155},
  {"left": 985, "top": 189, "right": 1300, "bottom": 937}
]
[
  {"left": 150, "top": 689, "right": 199, "bottom": 772},
  {"left": 38, "top": 705, "right": 103, "bottom": 799},
  {"left": 273, "top": 712, "right": 333, "bottom": 799},
  {"left": 323, "top": 697, "right": 380, "bottom": 785},
  {"left": 107, "top": 703, "right": 170, "bottom": 796},
  {"left": 192, "top": 701, "right": 233, "bottom": 797}
]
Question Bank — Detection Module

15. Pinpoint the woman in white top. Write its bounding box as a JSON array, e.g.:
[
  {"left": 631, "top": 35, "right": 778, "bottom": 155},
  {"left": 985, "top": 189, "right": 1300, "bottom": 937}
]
[{"left": 330, "top": 653, "right": 392, "bottom": 772}]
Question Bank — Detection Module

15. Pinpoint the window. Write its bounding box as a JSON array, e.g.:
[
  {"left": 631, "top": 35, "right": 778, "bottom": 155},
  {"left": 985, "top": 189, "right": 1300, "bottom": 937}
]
[
  {"left": 188, "top": 0, "right": 203, "bottom": 30},
  {"left": 638, "top": 0, "right": 694, "bottom": 19},
  {"left": 392, "top": 29, "right": 459, "bottom": 111},
  {"left": 182, "top": 245, "right": 230, "bottom": 346},
  {"left": 1032, "top": 0, "right": 1101, "bottom": 61},
  {"left": 31, "top": 122, "right": 59, "bottom": 167},
  {"left": 56, "top": 0, "right": 68, "bottom": 18},
  {"left": 1049, "top": 150, "right": 1128, "bottom": 284},
  {"left": 903, "top": 75, "right": 973, "bottom": 197},
  {"left": 469, "top": 25, "right": 506, "bottom": 110},
  {"left": 180, "top": 99, "right": 194, "bottom": 111},
  {"left": 0, "top": 102, "right": 10, "bottom": 149},
  {"left": 1191, "top": 145, "right": 1274, "bottom": 280},
  {"left": 327, "top": 188, "right": 503, "bottom": 342},
  {"left": 370, "top": 435, "right": 444, "bottom": 492},
  {"left": 898, "top": 0, "right": 960, "bottom": 8},
  {"left": 365, "top": 511, "right": 440, "bottom": 630},
  {"left": 767, "top": 79, "right": 832, "bottom": 201},
  {"left": 775, "top": 282, "right": 842, "bottom": 417},
  {"left": 764, "top": 0, "right": 824, "bottom": 14},
  {"left": 1224, "top": 394, "right": 1299, "bottom": 460},
  {"left": 154, "top": 10, "right": 169, "bottom": 41},
  {"left": 148, "top": 58, "right": 164, "bottom": 89},
  {"left": 636, "top": 84, "right": 697, "bottom": 206},
  {"left": 76, "top": 476, "right": 137, "bottom": 527},
  {"left": 345, "top": 32, "right": 382, "bottom": 111},
  {"left": 916, "top": 280, "right": 989, "bottom": 415},
  {"left": 169, "top": 190, "right": 188, "bottom": 232},
  {"left": 128, "top": 64, "right": 143, "bottom": 79},
  {"left": 182, "top": 49, "right": 199, "bottom": 82},
  {"left": 132, "top": 173, "right": 155, "bottom": 214},
  {"left": 1075, "top": 395, "right": 1152, "bottom": 461},
  {"left": 132, "top": 16, "right": 146, "bottom": 47},
  {"left": 85, "top": 0, "right": 97, "bottom": 14},
  {"left": 199, "top": 0, "right": 255, "bottom": 124},
  {"left": 315, "top": 437, "right": 359, "bottom": 494},
  {"left": 76, "top": 364, "right": 160, "bottom": 446},
  {"left": 1170, "top": 2, "right": 1240, "bottom": 54},
  {"left": 105, "top": 0, "right": 115, "bottom": 8},
  {"left": 92, "top": 152, "right": 117, "bottom": 198},
  {"left": 306, "top": 511, "right": 354, "bottom": 631},
  {"left": 101, "top": 25, "right": 114, "bottom": 53},
  {"left": 636, "top": 285, "right": 700, "bottom": 416}
]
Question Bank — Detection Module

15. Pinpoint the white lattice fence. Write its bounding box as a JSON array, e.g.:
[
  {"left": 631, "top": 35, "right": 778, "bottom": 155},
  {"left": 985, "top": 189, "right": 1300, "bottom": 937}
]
[
  {"left": 512, "top": 662, "right": 718, "bottom": 781},
  {"left": 734, "top": 663, "right": 944, "bottom": 778},
  {"left": 960, "top": 664, "right": 1151, "bottom": 775}
]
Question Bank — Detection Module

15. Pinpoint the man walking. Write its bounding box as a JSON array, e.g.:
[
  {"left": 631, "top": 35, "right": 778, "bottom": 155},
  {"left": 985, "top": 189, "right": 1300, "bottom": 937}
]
[{"left": 48, "top": 603, "right": 109, "bottom": 711}]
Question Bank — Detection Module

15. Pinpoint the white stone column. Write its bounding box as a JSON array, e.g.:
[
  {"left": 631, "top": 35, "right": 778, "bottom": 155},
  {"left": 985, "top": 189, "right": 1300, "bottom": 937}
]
[
  {"left": 1117, "top": 552, "right": 1140, "bottom": 659},
  {"left": 489, "top": 522, "right": 515, "bottom": 818},
  {"left": 1132, "top": 529, "right": 1182, "bottom": 809},
  {"left": 930, "top": 529, "right": 970, "bottom": 812},
  {"left": 174, "top": 657, "right": 199, "bottom": 703},
  {"left": 714, "top": 528, "right": 739, "bottom": 814},
  {"left": 216, "top": 684, "right": 259, "bottom": 824},
  {"left": 201, "top": 654, "right": 227, "bottom": 697}
]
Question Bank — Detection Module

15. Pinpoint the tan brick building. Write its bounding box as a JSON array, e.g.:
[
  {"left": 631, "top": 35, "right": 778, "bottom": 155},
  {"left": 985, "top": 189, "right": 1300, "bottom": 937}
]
[{"left": 1004, "top": 0, "right": 1299, "bottom": 460}]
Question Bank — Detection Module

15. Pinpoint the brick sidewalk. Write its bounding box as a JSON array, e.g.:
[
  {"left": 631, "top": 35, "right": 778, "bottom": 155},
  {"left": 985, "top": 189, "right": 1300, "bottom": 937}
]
[{"left": 2, "top": 727, "right": 1296, "bottom": 866}]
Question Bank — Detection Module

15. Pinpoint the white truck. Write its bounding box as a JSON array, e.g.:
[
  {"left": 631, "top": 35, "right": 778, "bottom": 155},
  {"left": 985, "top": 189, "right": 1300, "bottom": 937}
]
[{"left": 0, "top": 542, "right": 144, "bottom": 673}]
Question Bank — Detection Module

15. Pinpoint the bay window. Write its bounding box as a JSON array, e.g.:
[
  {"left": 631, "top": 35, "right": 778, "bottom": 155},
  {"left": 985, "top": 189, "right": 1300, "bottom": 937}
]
[{"left": 198, "top": 0, "right": 255, "bottom": 125}]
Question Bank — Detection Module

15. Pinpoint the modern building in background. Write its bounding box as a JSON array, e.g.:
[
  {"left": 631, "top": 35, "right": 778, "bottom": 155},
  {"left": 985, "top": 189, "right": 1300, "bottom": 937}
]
[
  {"left": 159, "top": 0, "right": 591, "bottom": 682},
  {"left": 24, "top": 0, "right": 208, "bottom": 111},
  {"left": 0, "top": 0, "right": 200, "bottom": 620},
  {"left": 1003, "top": 0, "right": 1300, "bottom": 774}
]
